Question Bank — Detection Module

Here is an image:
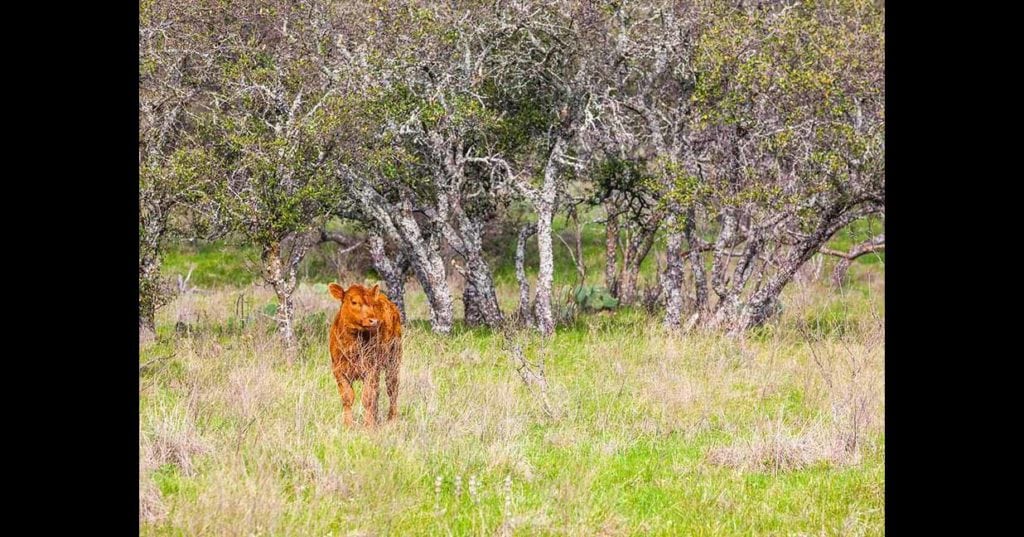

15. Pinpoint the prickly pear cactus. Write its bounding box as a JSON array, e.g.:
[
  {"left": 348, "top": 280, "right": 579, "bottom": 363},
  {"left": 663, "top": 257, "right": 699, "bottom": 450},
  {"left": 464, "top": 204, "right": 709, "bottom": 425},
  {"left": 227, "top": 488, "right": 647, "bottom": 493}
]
[{"left": 572, "top": 285, "right": 619, "bottom": 312}]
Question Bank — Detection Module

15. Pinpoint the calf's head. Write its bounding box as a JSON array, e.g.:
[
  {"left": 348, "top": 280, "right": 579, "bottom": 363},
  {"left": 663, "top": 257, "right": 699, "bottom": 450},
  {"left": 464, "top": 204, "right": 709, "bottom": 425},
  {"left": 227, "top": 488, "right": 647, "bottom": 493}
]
[{"left": 329, "top": 283, "right": 383, "bottom": 333}]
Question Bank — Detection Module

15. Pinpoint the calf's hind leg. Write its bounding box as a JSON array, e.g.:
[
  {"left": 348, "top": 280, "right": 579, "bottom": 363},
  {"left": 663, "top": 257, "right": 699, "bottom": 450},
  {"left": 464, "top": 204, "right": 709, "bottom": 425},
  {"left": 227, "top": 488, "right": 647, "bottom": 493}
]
[{"left": 386, "top": 366, "right": 400, "bottom": 421}]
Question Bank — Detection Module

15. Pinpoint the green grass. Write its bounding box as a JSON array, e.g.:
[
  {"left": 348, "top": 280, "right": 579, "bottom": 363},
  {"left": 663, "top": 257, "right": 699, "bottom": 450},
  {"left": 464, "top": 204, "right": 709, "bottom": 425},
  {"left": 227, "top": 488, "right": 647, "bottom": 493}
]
[
  {"left": 140, "top": 265, "right": 884, "bottom": 535},
  {"left": 162, "top": 241, "right": 260, "bottom": 287}
]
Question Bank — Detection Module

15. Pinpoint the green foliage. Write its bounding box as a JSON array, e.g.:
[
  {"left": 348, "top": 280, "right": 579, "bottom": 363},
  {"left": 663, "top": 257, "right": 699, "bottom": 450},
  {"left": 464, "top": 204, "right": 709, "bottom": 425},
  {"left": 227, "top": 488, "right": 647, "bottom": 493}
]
[
  {"left": 205, "top": 108, "right": 342, "bottom": 245},
  {"left": 688, "top": 0, "right": 884, "bottom": 206}
]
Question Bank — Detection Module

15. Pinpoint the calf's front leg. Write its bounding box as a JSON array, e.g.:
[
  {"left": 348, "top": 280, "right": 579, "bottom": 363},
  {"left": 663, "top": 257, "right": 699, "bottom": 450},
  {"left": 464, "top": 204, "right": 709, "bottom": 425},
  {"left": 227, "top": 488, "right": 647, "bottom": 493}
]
[
  {"left": 361, "top": 367, "right": 380, "bottom": 428},
  {"left": 335, "top": 374, "right": 356, "bottom": 428}
]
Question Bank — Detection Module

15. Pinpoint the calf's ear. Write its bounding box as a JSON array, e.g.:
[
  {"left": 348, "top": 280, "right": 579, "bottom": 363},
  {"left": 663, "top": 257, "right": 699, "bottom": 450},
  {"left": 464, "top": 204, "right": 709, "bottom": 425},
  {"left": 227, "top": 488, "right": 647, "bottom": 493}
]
[
  {"left": 370, "top": 284, "right": 380, "bottom": 299},
  {"left": 328, "top": 283, "right": 346, "bottom": 301}
]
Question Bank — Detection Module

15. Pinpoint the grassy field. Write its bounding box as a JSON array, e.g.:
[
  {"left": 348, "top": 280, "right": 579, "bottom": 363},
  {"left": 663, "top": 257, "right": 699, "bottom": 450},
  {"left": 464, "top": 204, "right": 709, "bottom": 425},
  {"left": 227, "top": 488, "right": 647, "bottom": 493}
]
[{"left": 142, "top": 224, "right": 884, "bottom": 536}]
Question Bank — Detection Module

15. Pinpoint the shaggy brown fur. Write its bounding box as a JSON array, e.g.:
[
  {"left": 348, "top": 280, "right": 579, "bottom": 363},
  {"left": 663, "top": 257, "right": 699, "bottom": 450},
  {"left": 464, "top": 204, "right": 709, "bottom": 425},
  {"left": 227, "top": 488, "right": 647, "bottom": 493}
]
[{"left": 327, "top": 283, "right": 403, "bottom": 427}]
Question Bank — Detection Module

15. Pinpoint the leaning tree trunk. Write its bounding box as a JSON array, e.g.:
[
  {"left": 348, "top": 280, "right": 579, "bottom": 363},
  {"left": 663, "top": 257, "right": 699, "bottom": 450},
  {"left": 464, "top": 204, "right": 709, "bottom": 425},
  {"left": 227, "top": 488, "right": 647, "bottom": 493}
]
[
  {"left": 363, "top": 191, "right": 454, "bottom": 334},
  {"left": 832, "top": 257, "right": 854, "bottom": 288},
  {"left": 367, "top": 233, "right": 409, "bottom": 322},
  {"left": 721, "top": 205, "right": 879, "bottom": 334},
  {"left": 396, "top": 208, "right": 454, "bottom": 335},
  {"left": 661, "top": 213, "right": 685, "bottom": 329}
]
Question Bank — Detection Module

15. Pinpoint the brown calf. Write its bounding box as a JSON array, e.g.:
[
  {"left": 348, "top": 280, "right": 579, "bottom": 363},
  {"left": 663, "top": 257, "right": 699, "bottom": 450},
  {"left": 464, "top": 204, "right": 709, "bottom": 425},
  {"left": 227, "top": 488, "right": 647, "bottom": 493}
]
[{"left": 327, "top": 283, "right": 403, "bottom": 427}]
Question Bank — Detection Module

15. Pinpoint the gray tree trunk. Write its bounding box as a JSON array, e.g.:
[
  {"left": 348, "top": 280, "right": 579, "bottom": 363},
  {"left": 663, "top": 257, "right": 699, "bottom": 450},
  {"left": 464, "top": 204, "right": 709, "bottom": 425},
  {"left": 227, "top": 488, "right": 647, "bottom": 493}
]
[
  {"left": 139, "top": 250, "right": 162, "bottom": 343},
  {"left": 139, "top": 202, "right": 167, "bottom": 341},
  {"left": 462, "top": 283, "right": 484, "bottom": 327},
  {"left": 684, "top": 208, "right": 709, "bottom": 326},
  {"left": 428, "top": 196, "right": 502, "bottom": 328},
  {"left": 396, "top": 205, "right": 454, "bottom": 335},
  {"left": 535, "top": 206, "right": 555, "bottom": 336},
  {"left": 262, "top": 240, "right": 298, "bottom": 359},
  {"left": 533, "top": 138, "right": 564, "bottom": 337},
  {"left": 139, "top": 241, "right": 162, "bottom": 334},
  {"left": 661, "top": 213, "right": 685, "bottom": 329},
  {"left": 451, "top": 212, "right": 503, "bottom": 328},
  {"left": 710, "top": 210, "right": 739, "bottom": 302},
  {"left": 515, "top": 223, "right": 537, "bottom": 326},
  {"left": 430, "top": 140, "right": 504, "bottom": 329}
]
